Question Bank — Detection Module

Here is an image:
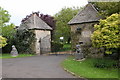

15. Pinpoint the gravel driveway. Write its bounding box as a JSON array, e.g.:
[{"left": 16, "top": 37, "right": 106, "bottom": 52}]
[{"left": 2, "top": 55, "right": 76, "bottom": 78}]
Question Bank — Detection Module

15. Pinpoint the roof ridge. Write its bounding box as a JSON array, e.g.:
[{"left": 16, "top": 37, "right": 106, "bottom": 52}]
[
  {"left": 68, "top": 3, "right": 102, "bottom": 25},
  {"left": 19, "top": 13, "right": 52, "bottom": 30},
  {"left": 34, "top": 14, "right": 52, "bottom": 28},
  {"left": 21, "top": 12, "right": 40, "bottom": 23}
]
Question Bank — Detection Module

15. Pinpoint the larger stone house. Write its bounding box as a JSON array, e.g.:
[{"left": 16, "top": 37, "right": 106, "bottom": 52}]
[
  {"left": 18, "top": 12, "right": 52, "bottom": 55},
  {"left": 68, "top": 3, "right": 102, "bottom": 51}
]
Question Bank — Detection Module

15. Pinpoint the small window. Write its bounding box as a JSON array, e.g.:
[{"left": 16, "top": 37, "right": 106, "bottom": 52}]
[
  {"left": 76, "top": 27, "right": 82, "bottom": 33},
  {"left": 76, "top": 27, "right": 82, "bottom": 31}
]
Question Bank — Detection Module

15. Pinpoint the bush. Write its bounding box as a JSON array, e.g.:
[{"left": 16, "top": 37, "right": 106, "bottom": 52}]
[
  {"left": 93, "top": 58, "right": 118, "bottom": 68},
  {"left": 91, "top": 13, "right": 120, "bottom": 54},
  {"left": 0, "top": 36, "right": 7, "bottom": 48},
  {"left": 2, "top": 44, "right": 12, "bottom": 53},
  {"left": 62, "top": 43, "right": 71, "bottom": 51},
  {"left": 14, "top": 29, "right": 36, "bottom": 54},
  {"left": 81, "top": 43, "right": 104, "bottom": 58},
  {"left": 51, "top": 42, "right": 63, "bottom": 52}
]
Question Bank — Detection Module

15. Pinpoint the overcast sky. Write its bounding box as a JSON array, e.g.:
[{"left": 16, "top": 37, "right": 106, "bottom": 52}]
[{"left": 0, "top": 0, "right": 88, "bottom": 26}]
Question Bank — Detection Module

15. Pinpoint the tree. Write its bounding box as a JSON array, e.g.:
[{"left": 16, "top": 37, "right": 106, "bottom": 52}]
[
  {"left": 92, "top": 2, "right": 120, "bottom": 17},
  {"left": 2, "top": 23, "right": 16, "bottom": 53},
  {"left": 0, "top": 36, "right": 7, "bottom": 48},
  {"left": 14, "top": 29, "right": 36, "bottom": 54},
  {"left": 0, "top": 7, "right": 16, "bottom": 52},
  {"left": 91, "top": 13, "right": 120, "bottom": 54},
  {"left": 39, "top": 13, "right": 56, "bottom": 40},
  {"left": 40, "top": 14, "right": 56, "bottom": 30},
  {"left": 0, "top": 7, "right": 10, "bottom": 27},
  {"left": 54, "top": 7, "right": 81, "bottom": 43},
  {"left": 2, "top": 23, "right": 16, "bottom": 44},
  {"left": 0, "top": 7, "right": 16, "bottom": 41}
]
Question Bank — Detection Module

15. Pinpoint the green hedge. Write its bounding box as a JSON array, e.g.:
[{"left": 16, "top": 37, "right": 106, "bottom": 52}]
[
  {"left": 93, "top": 58, "right": 118, "bottom": 68},
  {"left": 51, "top": 42, "right": 63, "bottom": 52}
]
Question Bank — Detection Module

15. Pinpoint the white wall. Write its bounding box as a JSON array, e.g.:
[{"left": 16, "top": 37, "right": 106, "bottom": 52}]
[{"left": 35, "top": 30, "right": 51, "bottom": 55}]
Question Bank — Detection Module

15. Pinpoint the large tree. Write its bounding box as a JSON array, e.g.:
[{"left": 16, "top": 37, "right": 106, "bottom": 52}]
[
  {"left": 54, "top": 7, "right": 81, "bottom": 43},
  {"left": 91, "top": 13, "right": 120, "bottom": 54},
  {"left": 92, "top": 2, "right": 120, "bottom": 17},
  {"left": 2, "top": 23, "right": 16, "bottom": 44},
  {"left": 0, "top": 7, "right": 10, "bottom": 27},
  {"left": 0, "top": 7, "right": 16, "bottom": 44},
  {"left": 0, "top": 7, "right": 16, "bottom": 52},
  {"left": 40, "top": 14, "right": 56, "bottom": 30},
  {"left": 39, "top": 13, "right": 56, "bottom": 40}
]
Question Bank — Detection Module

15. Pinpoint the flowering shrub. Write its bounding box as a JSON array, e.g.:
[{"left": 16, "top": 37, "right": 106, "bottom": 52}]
[
  {"left": 0, "top": 36, "right": 7, "bottom": 48},
  {"left": 91, "top": 13, "right": 120, "bottom": 54}
]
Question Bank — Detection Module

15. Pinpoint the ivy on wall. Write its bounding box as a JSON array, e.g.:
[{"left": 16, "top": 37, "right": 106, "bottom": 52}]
[{"left": 14, "top": 29, "right": 36, "bottom": 54}]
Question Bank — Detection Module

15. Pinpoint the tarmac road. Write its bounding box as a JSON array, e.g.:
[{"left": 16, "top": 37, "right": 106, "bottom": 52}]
[{"left": 2, "top": 55, "right": 76, "bottom": 78}]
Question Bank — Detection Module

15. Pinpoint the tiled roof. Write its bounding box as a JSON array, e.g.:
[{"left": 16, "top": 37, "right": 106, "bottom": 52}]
[
  {"left": 68, "top": 3, "right": 102, "bottom": 25},
  {"left": 19, "top": 13, "right": 52, "bottom": 30}
]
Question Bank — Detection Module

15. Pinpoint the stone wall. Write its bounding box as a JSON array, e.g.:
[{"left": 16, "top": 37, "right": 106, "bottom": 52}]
[
  {"left": 70, "top": 22, "right": 98, "bottom": 51},
  {"left": 29, "top": 30, "right": 36, "bottom": 53},
  {"left": 34, "top": 30, "right": 51, "bottom": 55},
  {"left": 70, "top": 22, "right": 104, "bottom": 58}
]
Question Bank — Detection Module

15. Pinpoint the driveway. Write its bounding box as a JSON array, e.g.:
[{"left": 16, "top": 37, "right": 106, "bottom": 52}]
[{"left": 2, "top": 55, "right": 76, "bottom": 78}]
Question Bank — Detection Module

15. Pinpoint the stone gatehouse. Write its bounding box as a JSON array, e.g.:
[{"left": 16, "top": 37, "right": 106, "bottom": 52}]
[
  {"left": 68, "top": 3, "right": 102, "bottom": 50},
  {"left": 18, "top": 12, "right": 52, "bottom": 55}
]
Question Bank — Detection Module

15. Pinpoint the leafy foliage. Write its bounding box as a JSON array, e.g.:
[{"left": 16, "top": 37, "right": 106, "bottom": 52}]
[
  {"left": 0, "top": 7, "right": 16, "bottom": 53},
  {"left": 40, "top": 14, "right": 56, "bottom": 40},
  {"left": 93, "top": 58, "right": 118, "bottom": 68},
  {"left": 14, "top": 29, "right": 36, "bottom": 54},
  {"left": 0, "top": 7, "right": 10, "bottom": 27},
  {"left": 51, "top": 42, "right": 63, "bottom": 52},
  {"left": 2, "top": 23, "right": 16, "bottom": 43},
  {"left": 0, "top": 36, "right": 7, "bottom": 48},
  {"left": 40, "top": 14, "right": 56, "bottom": 30},
  {"left": 92, "top": 2, "right": 120, "bottom": 17},
  {"left": 2, "top": 24, "right": 16, "bottom": 53},
  {"left": 91, "top": 13, "right": 120, "bottom": 54},
  {"left": 54, "top": 7, "right": 81, "bottom": 43}
]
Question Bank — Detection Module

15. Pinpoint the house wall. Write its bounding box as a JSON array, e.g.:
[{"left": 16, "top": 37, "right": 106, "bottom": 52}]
[
  {"left": 34, "top": 30, "right": 51, "bottom": 55},
  {"left": 70, "top": 22, "right": 98, "bottom": 50},
  {"left": 29, "top": 30, "right": 36, "bottom": 53}
]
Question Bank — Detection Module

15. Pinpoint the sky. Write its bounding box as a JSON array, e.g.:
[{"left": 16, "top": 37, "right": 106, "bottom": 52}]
[{"left": 0, "top": 0, "right": 88, "bottom": 26}]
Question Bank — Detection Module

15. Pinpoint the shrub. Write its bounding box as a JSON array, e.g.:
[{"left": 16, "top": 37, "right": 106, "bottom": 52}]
[
  {"left": 81, "top": 43, "right": 104, "bottom": 58},
  {"left": 51, "top": 42, "right": 63, "bottom": 52},
  {"left": 0, "top": 36, "right": 7, "bottom": 48},
  {"left": 14, "top": 29, "right": 36, "bottom": 54},
  {"left": 91, "top": 13, "right": 120, "bottom": 55},
  {"left": 93, "top": 58, "right": 118, "bottom": 68}
]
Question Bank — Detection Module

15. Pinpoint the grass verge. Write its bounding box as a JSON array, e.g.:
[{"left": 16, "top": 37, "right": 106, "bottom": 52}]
[
  {"left": 0, "top": 53, "right": 35, "bottom": 59},
  {"left": 61, "top": 56, "right": 118, "bottom": 78}
]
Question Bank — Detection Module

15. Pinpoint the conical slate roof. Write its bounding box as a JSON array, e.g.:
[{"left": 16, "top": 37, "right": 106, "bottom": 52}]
[
  {"left": 68, "top": 3, "right": 102, "bottom": 25},
  {"left": 19, "top": 14, "right": 52, "bottom": 30}
]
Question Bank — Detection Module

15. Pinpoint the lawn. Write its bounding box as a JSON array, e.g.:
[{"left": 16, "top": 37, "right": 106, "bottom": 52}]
[
  {"left": 60, "top": 43, "right": 71, "bottom": 51},
  {"left": 0, "top": 53, "right": 35, "bottom": 59},
  {"left": 61, "top": 56, "right": 118, "bottom": 78}
]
